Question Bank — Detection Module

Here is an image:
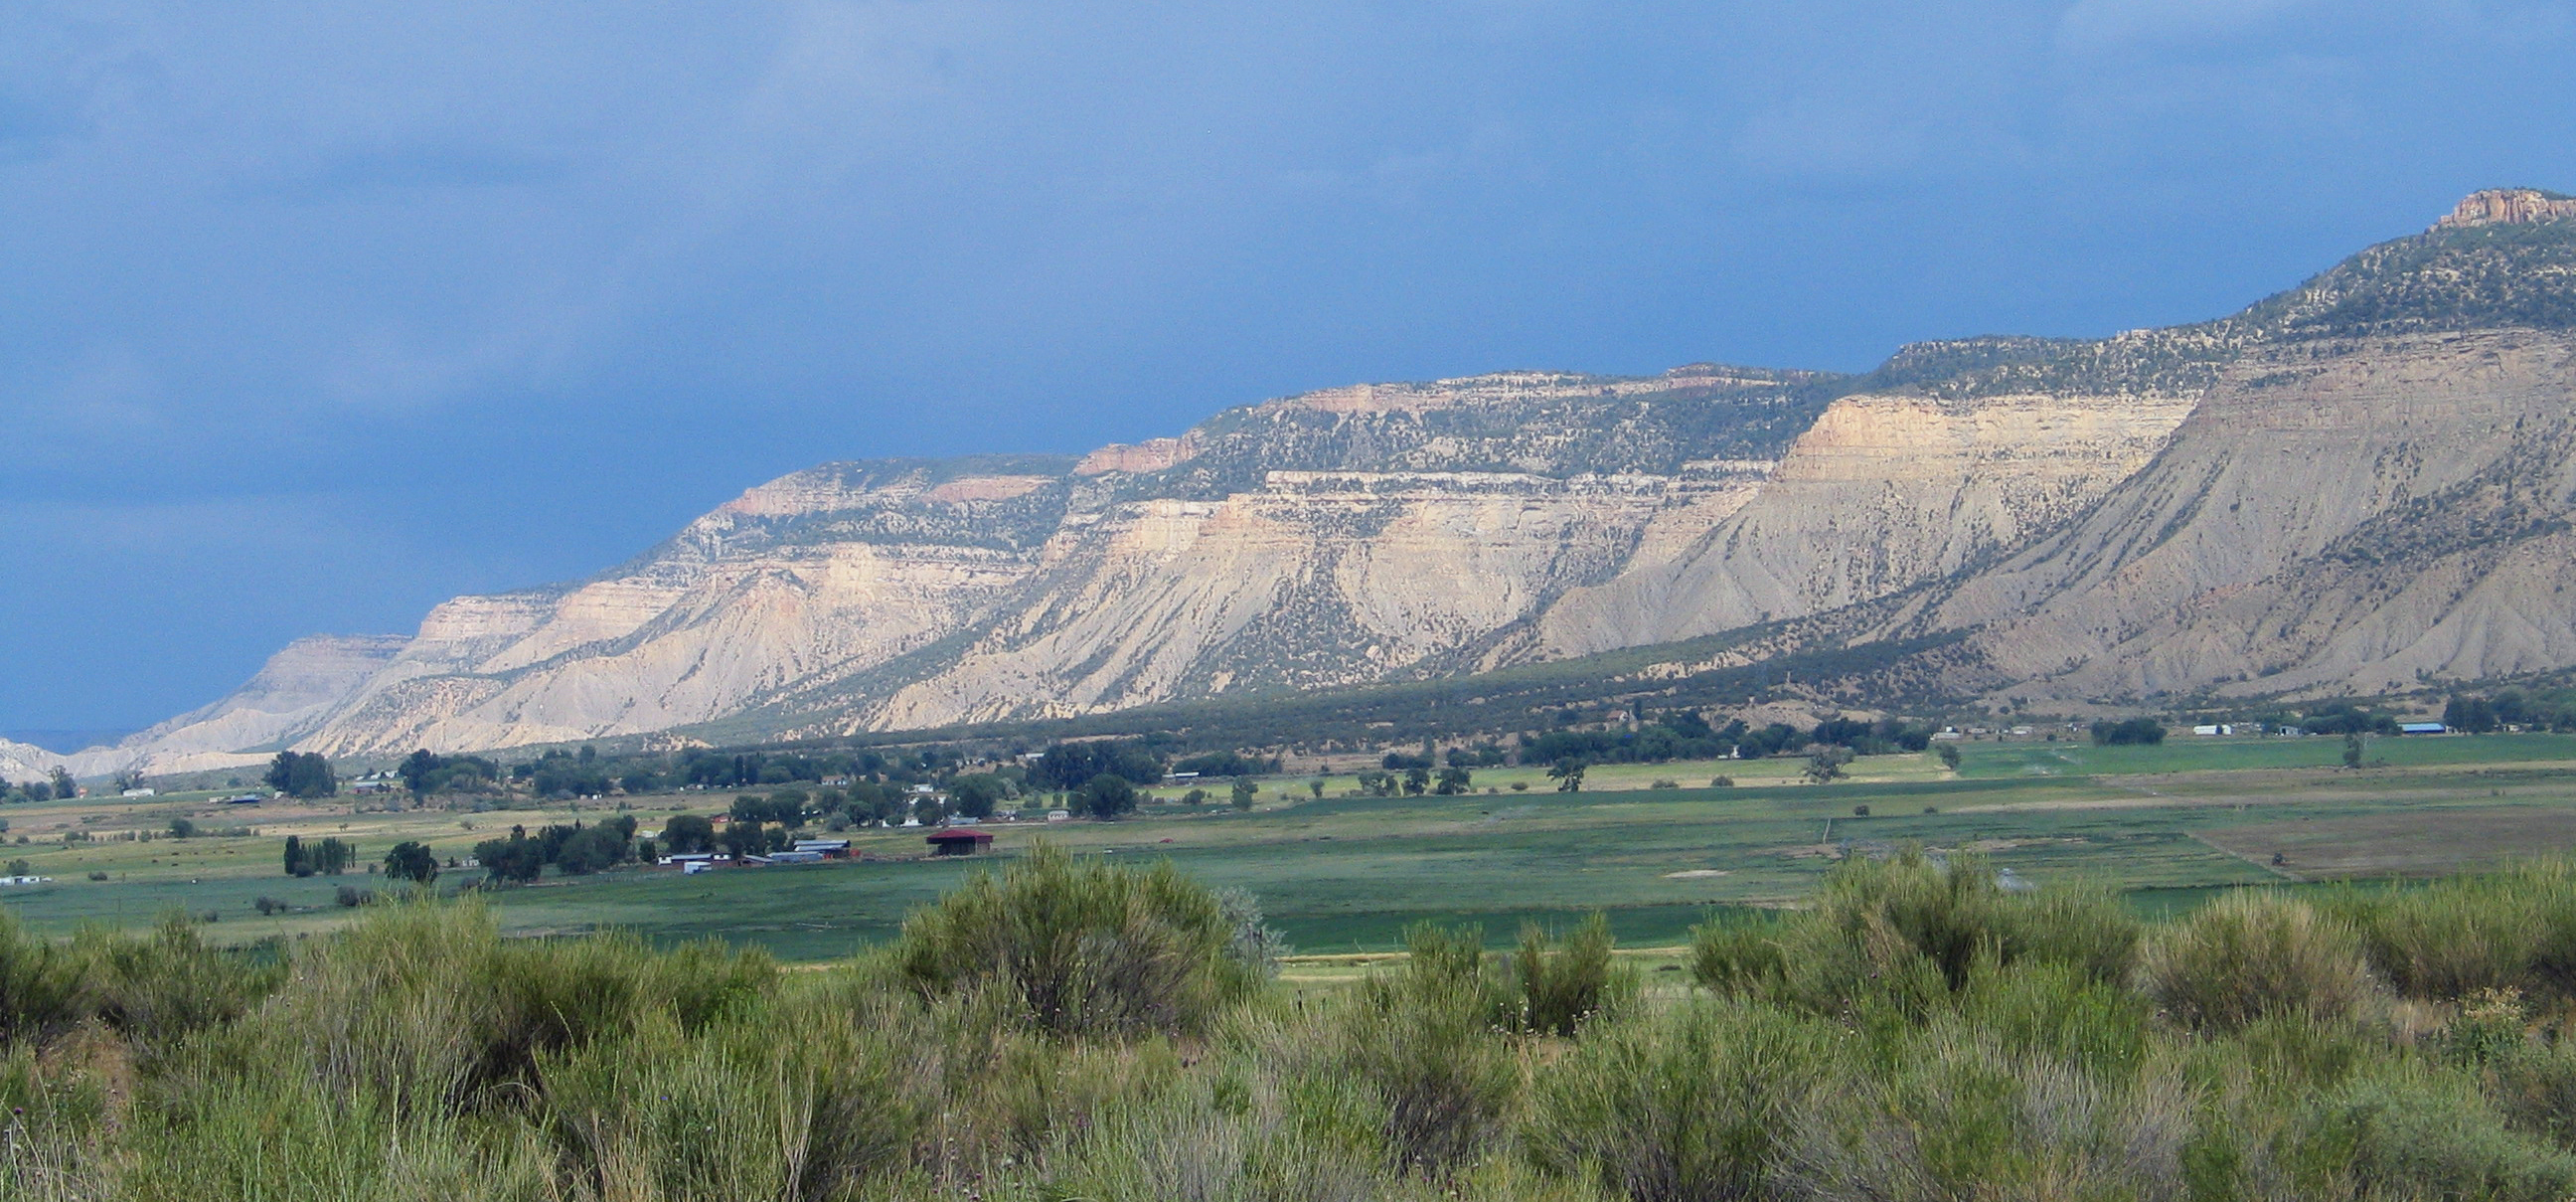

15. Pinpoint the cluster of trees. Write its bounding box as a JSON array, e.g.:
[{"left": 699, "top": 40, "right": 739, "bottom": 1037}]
[
  {"left": 2443, "top": 690, "right": 2576, "bottom": 734},
  {"left": 1025, "top": 740, "right": 1180, "bottom": 821},
  {"left": 263, "top": 752, "right": 337, "bottom": 798},
  {"left": 1354, "top": 765, "right": 1475, "bottom": 796},
  {"left": 1519, "top": 713, "right": 1737, "bottom": 766},
  {"left": 0, "top": 767, "right": 80, "bottom": 803},
  {"left": 666, "top": 747, "right": 924, "bottom": 791},
  {"left": 2090, "top": 718, "right": 2169, "bottom": 747},
  {"left": 520, "top": 747, "right": 612, "bottom": 798},
  {"left": 1032, "top": 741, "right": 1166, "bottom": 790},
  {"left": 280, "top": 835, "right": 355, "bottom": 877},
  {"left": 1515, "top": 710, "right": 1907, "bottom": 769},
  {"left": 1808, "top": 717, "right": 1935, "bottom": 755},
  {"left": 397, "top": 750, "right": 499, "bottom": 797},
  {"left": 1172, "top": 750, "right": 1278, "bottom": 777},
  {"left": 2291, "top": 701, "right": 2403, "bottom": 736},
  {"left": 473, "top": 815, "right": 641, "bottom": 883}
]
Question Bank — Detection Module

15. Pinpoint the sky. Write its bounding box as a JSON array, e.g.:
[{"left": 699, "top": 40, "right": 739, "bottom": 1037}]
[{"left": 5, "top": 0, "right": 2575, "bottom": 739}]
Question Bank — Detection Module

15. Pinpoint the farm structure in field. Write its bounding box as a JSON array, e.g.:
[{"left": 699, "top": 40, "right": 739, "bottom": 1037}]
[{"left": 926, "top": 828, "right": 994, "bottom": 856}]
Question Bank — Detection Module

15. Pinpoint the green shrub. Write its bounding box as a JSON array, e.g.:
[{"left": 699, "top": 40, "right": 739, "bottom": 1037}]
[
  {"left": 2301, "top": 1063, "right": 2576, "bottom": 1202},
  {"left": 1508, "top": 913, "right": 1636, "bottom": 1037},
  {"left": 2145, "top": 893, "right": 2376, "bottom": 1032},
  {"left": 892, "top": 842, "right": 1265, "bottom": 1038},
  {"left": 0, "top": 908, "right": 82, "bottom": 1043},
  {"left": 74, "top": 913, "right": 282, "bottom": 1060},
  {"left": 237, "top": 900, "right": 769, "bottom": 1115},
  {"left": 1952, "top": 957, "right": 2154, "bottom": 1084},
  {"left": 1797, "top": 1028, "right": 2194, "bottom": 1201},
  {"left": 2331, "top": 870, "right": 2559, "bottom": 1002},
  {"left": 0, "top": 1038, "right": 114, "bottom": 1200},
  {"left": 119, "top": 1057, "right": 560, "bottom": 1202},
  {"left": 1325, "top": 924, "right": 1520, "bottom": 1176},
  {"left": 1031, "top": 1040, "right": 1403, "bottom": 1202},
  {"left": 2000, "top": 882, "right": 2143, "bottom": 986},
  {"left": 545, "top": 994, "right": 924, "bottom": 1200},
  {"left": 2485, "top": 1035, "right": 2576, "bottom": 1151},
  {"left": 1525, "top": 1001, "right": 1840, "bottom": 1201},
  {"left": 1686, "top": 913, "right": 1788, "bottom": 1000}
]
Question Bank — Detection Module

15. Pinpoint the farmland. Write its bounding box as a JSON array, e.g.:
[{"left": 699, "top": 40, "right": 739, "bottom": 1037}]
[{"left": 12, "top": 733, "right": 2576, "bottom": 960}]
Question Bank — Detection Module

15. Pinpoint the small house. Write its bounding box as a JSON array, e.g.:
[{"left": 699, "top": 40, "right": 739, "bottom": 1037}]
[
  {"left": 926, "top": 828, "right": 994, "bottom": 857},
  {"left": 1046, "top": 809, "right": 1072, "bottom": 822}
]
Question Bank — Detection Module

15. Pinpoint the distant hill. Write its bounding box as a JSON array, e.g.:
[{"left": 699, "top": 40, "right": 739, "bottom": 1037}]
[{"left": 41, "top": 188, "right": 2576, "bottom": 777}]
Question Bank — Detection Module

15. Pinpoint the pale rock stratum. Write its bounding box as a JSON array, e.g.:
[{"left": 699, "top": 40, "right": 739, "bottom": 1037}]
[{"left": 25, "top": 189, "right": 2576, "bottom": 777}]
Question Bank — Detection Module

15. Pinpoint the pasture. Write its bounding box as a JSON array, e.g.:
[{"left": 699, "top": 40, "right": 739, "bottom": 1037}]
[{"left": 12, "top": 733, "right": 2576, "bottom": 959}]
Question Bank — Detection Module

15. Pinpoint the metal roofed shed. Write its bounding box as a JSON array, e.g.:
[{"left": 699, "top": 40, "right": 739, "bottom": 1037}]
[
  {"left": 2399, "top": 723, "right": 2450, "bottom": 735},
  {"left": 926, "top": 828, "right": 995, "bottom": 856}
]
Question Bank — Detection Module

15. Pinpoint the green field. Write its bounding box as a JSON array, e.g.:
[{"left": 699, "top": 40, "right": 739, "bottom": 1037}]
[{"left": 12, "top": 733, "right": 2576, "bottom": 959}]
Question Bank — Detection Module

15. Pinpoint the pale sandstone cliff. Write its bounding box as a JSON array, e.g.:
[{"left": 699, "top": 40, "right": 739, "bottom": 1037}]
[
  {"left": 1531, "top": 389, "right": 2198, "bottom": 657},
  {"left": 189, "top": 369, "right": 1839, "bottom": 758},
  {"left": 2440, "top": 188, "right": 2576, "bottom": 229},
  {"left": 852, "top": 468, "right": 1770, "bottom": 731},
  {"left": 0, "top": 738, "right": 62, "bottom": 782},
  {"left": 1869, "top": 195, "right": 2576, "bottom": 702},
  {"left": 1901, "top": 331, "right": 2576, "bottom": 700},
  {"left": 74, "top": 188, "right": 2576, "bottom": 770}
]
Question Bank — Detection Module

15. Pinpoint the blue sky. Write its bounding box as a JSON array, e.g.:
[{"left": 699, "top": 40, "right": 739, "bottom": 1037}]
[{"left": 4, "top": 0, "right": 2574, "bottom": 736}]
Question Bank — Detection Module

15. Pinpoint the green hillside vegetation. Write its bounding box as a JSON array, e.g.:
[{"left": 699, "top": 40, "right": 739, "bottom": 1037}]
[{"left": 21, "top": 849, "right": 2576, "bottom": 1198}]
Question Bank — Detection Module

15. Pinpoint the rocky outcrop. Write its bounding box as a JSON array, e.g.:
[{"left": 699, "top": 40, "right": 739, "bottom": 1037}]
[
  {"left": 1901, "top": 330, "right": 2576, "bottom": 701},
  {"left": 1531, "top": 388, "right": 2198, "bottom": 656},
  {"left": 0, "top": 738, "right": 62, "bottom": 782},
  {"left": 2438, "top": 188, "right": 2576, "bottom": 229},
  {"left": 1878, "top": 200, "right": 2576, "bottom": 702},
  {"left": 848, "top": 467, "right": 1772, "bottom": 731}
]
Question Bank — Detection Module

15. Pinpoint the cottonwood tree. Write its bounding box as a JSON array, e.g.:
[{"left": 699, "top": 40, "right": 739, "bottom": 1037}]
[
  {"left": 382, "top": 841, "right": 438, "bottom": 885},
  {"left": 1080, "top": 773, "right": 1137, "bottom": 820}
]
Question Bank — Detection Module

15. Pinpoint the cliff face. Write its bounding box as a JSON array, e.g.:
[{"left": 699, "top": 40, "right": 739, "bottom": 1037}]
[
  {"left": 2440, "top": 188, "right": 2576, "bottom": 229},
  {"left": 168, "top": 369, "right": 1853, "bottom": 761},
  {"left": 71, "top": 189, "right": 2576, "bottom": 770},
  {"left": 112, "top": 350, "right": 2168, "bottom": 765},
  {"left": 1887, "top": 202, "right": 2576, "bottom": 701},
  {"left": 0, "top": 738, "right": 61, "bottom": 782},
  {"left": 1530, "top": 387, "right": 2198, "bottom": 657},
  {"left": 1894, "top": 330, "right": 2576, "bottom": 701}
]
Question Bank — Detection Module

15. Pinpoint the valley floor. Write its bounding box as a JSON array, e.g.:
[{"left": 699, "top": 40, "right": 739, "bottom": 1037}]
[{"left": 11, "top": 734, "right": 2576, "bottom": 959}]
